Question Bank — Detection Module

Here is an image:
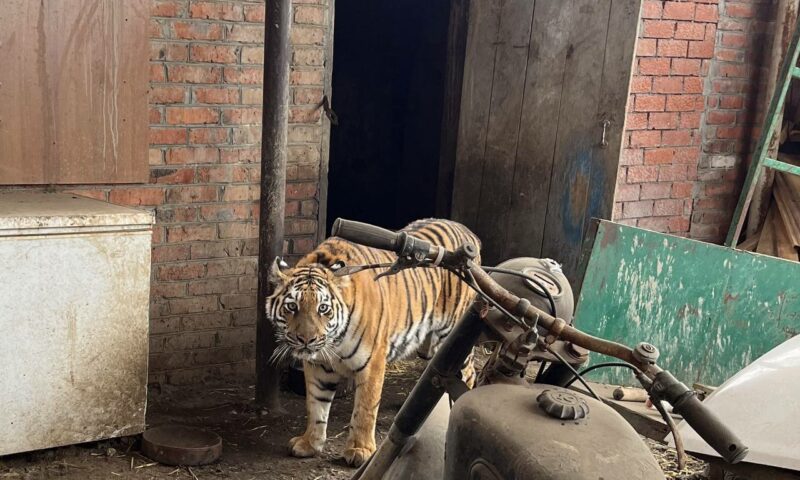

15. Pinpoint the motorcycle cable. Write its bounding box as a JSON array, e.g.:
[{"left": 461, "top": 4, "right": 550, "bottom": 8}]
[
  {"left": 452, "top": 266, "right": 600, "bottom": 400},
  {"left": 481, "top": 266, "right": 557, "bottom": 316},
  {"left": 563, "top": 362, "right": 641, "bottom": 388}
]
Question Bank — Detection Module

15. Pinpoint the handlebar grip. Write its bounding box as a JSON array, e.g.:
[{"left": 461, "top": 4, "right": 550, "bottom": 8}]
[
  {"left": 332, "top": 218, "right": 402, "bottom": 253},
  {"left": 652, "top": 371, "right": 748, "bottom": 464}
]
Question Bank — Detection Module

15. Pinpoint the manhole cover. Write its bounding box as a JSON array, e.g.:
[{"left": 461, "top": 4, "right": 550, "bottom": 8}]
[{"left": 141, "top": 425, "right": 222, "bottom": 466}]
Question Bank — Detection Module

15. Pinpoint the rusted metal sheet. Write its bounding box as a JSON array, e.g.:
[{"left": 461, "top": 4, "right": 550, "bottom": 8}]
[
  {"left": 575, "top": 220, "right": 800, "bottom": 386},
  {"left": 0, "top": 193, "right": 152, "bottom": 456},
  {"left": 0, "top": 0, "right": 149, "bottom": 184}
]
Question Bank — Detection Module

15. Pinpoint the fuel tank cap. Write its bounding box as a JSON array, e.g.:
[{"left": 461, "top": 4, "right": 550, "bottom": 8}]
[{"left": 537, "top": 389, "right": 590, "bottom": 420}]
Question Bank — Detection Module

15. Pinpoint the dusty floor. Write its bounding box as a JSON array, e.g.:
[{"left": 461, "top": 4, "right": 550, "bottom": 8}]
[{"left": 0, "top": 360, "right": 708, "bottom": 480}]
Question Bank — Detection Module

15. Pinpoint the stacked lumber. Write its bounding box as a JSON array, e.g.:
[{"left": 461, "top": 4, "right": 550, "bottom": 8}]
[{"left": 738, "top": 166, "right": 800, "bottom": 262}]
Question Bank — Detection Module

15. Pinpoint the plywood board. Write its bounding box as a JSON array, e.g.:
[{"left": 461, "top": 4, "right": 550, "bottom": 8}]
[{"left": 0, "top": 0, "right": 149, "bottom": 184}]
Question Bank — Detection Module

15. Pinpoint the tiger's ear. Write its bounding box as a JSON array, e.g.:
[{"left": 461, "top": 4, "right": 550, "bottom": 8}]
[
  {"left": 268, "top": 256, "right": 289, "bottom": 290},
  {"left": 329, "top": 260, "right": 346, "bottom": 272}
]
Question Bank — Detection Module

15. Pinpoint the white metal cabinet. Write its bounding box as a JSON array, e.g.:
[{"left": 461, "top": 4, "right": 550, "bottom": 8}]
[{"left": 0, "top": 192, "right": 153, "bottom": 456}]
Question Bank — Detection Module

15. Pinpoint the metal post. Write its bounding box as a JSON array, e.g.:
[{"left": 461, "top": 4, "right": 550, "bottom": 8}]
[{"left": 256, "top": 0, "right": 292, "bottom": 408}]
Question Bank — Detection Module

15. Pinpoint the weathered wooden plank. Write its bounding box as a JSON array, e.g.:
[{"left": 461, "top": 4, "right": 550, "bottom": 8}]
[
  {"left": 0, "top": 0, "right": 150, "bottom": 185},
  {"left": 737, "top": 230, "right": 761, "bottom": 251},
  {"left": 540, "top": 0, "right": 613, "bottom": 280},
  {"left": 576, "top": 221, "right": 800, "bottom": 386},
  {"left": 504, "top": 0, "right": 576, "bottom": 259},
  {"left": 472, "top": 0, "right": 536, "bottom": 265},
  {"left": 774, "top": 172, "right": 800, "bottom": 247},
  {"left": 756, "top": 206, "right": 778, "bottom": 256},
  {"left": 773, "top": 206, "right": 799, "bottom": 261},
  {"left": 450, "top": 0, "right": 502, "bottom": 227},
  {"left": 436, "top": 0, "right": 470, "bottom": 217}
]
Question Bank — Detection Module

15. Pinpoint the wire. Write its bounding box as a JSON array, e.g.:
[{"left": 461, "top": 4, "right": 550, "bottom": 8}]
[
  {"left": 541, "top": 343, "right": 599, "bottom": 399},
  {"left": 481, "top": 266, "right": 557, "bottom": 316},
  {"left": 563, "top": 362, "right": 640, "bottom": 388}
]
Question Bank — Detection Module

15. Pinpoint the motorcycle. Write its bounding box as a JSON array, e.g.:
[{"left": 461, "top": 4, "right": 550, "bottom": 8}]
[{"left": 329, "top": 218, "right": 748, "bottom": 480}]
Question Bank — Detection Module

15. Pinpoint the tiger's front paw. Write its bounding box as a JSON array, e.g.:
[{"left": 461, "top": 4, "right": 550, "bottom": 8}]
[
  {"left": 288, "top": 435, "right": 322, "bottom": 458},
  {"left": 343, "top": 446, "right": 375, "bottom": 467}
]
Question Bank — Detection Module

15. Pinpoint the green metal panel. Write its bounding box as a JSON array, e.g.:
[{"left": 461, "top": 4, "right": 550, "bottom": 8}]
[
  {"left": 764, "top": 157, "right": 800, "bottom": 175},
  {"left": 574, "top": 221, "right": 800, "bottom": 386}
]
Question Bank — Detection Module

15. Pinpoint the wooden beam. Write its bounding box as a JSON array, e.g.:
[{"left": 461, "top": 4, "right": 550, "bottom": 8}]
[{"left": 256, "top": 0, "right": 292, "bottom": 408}]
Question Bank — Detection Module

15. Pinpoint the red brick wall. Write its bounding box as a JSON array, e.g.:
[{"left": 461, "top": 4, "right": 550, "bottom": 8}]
[
  {"left": 1, "top": 0, "right": 330, "bottom": 385},
  {"left": 616, "top": 0, "right": 773, "bottom": 242}
]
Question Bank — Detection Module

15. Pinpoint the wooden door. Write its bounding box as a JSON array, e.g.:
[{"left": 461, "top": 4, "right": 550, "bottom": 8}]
[{"left": 449, "top": 0, "right": 641, "bottom": 281}]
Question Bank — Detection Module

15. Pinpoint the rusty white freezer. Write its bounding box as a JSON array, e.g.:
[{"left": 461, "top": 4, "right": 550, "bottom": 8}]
[{"left": 0, "top": 192, "right": 153, "bottom": 456}]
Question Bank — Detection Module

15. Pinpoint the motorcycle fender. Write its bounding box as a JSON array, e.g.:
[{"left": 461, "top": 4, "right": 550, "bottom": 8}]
[{"left": 383, "top": 395, "right": 449, "bottom": 480}]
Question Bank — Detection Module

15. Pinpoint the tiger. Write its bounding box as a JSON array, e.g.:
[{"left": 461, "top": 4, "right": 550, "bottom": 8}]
[{"left": 265, "top": 218, "right": 480, "bottom": 467}]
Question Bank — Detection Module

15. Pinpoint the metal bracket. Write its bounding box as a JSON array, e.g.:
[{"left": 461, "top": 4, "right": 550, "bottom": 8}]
[
  {"left": 322, "top": 95, "right": 339, "bottom": 126},
  {"left": 600, "top": 119, "right": 611, "bottom": 148}
]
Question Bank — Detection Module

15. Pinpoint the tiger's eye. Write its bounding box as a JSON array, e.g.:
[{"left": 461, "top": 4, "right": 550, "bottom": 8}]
[
  {"left": 318, "top": 304, "right": 330, "bottom": 315},
  {"left": 285, "top": 302, "right": 298, "bottom": 313}
]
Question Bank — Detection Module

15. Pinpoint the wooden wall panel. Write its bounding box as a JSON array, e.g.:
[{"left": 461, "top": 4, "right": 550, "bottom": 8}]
[{"left": 0, "top": 0, "right": 149, "bottom": 185}]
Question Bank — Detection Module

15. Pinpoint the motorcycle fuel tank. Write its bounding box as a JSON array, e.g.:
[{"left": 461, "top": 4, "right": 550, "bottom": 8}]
[{"left": 446, "top": 384, "right": 665, "bottom": 480}]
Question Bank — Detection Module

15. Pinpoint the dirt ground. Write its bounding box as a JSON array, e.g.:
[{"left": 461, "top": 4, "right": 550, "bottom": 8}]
[{"left": 0, "top": 360, "right": 708, "bottom": 480}]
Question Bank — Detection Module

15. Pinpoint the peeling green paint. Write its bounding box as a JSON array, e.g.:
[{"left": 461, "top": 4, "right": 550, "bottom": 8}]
[{"left": 574, "top": 221, "right": 800, "bottom": 386}]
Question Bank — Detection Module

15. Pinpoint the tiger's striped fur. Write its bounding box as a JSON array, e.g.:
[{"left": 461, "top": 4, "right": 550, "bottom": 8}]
[{"left": 266, "top": 218, "right": 480, "bottom": 466}]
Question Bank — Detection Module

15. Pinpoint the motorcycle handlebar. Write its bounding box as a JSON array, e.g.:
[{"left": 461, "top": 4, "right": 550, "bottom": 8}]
[
  {"left": 651, "top": 370, "right": 748, "bottom": 464},
  {"left": 332, "top": 217, "right": 748, "bottom": 465},
  {"left": 332, "top": 218, "right": 406, "bottom": 253}
]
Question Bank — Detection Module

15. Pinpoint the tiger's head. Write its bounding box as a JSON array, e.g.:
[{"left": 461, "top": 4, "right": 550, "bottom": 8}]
[{"left": 265, "top": 257, "right": 352, "bottom": 363}]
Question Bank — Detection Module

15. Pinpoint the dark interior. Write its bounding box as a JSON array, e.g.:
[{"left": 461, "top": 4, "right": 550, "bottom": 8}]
[{"left": 325, "top": 0, "right": 451, "bottom": 233}]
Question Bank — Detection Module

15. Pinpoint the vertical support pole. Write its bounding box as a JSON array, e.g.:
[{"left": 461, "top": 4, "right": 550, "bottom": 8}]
[{"left": 256, "top": 0, "right": 292, "bottom": 408}]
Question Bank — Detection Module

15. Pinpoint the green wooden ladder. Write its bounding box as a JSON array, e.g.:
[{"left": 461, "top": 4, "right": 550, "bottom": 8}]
[{"left": 726, "top": 19, "right": 800, "bottom": 247}]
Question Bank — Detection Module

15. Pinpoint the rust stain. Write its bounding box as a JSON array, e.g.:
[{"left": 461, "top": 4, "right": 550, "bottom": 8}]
[
  {"left": 723, "top": 292, "right": 740, "bottom": 305},
  {"left": 599, "top": 223, "right": 619, "bottom": 249}
]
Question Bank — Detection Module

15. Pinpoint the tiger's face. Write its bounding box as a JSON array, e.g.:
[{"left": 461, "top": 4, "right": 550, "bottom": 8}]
[{"left": 265, "top": 257, "right": 351, "bottom": 363}]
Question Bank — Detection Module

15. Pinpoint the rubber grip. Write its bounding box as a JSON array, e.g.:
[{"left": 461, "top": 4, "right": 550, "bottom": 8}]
[
  {"left": 672, "top": 392, "right": 749, "bottom": 464},
  {"left": 332, "top": 218, "right": 402, "bottom": 253}
]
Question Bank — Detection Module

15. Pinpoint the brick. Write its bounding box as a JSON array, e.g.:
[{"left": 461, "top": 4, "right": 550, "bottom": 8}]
[
  {"left": 719, "top": 95, "right": 743, "bottom": 109},
  {"left": 654, "top": 199, "right": 684, "bottom": 216},
  {"left": 663, "top": 2, "right": 695, "bottom": 20},
  {"left": 65, "top": 189, "right": 108, "bottom": 201},
  {"left": 190, "top": 45, "right": 240, "bottom": 64},
  {"left": 191, "top": 240, "right": 246, "bottom": 259},
  {"left": 666, "top": 94, "right": 702, "bottom": 111},
  {"left": 295, "top": 6, "right": 326, "bottom": 25},
  {"left": 707, "top": 110, "right": 736, "bottom": 125},
  {"left": 150, "top": 86, "right": 187, "bottom": 104},
  {"left": 659, "top": 164, "right": 689, "bottom": 181},
  {"left": 150, "top": 64, "right": 167, "bottom": 82},
  {"left": 151, "top": 0, "right": 185, "bottom": 17},
  {"left": 189, "top": 278, "right": 239, "bottom": 295},
  {"left": 671, "top": 58, "right": 701, "bottom": 76},
  {"left": 688, "top": 39, "right": 714, "bottom": 59},
  {"left": 616, "top": 184, "right": 640, "bottom": 202},
  {"left": 673, "top": 146, "right": 700, "bottom": 164},
  {"left": 242, "top": 88, "right": 263, "bottom": 105},
  {"left": 695, "top": 4, "right": 719, "bottom": 23},
  {"left": 206, "top": 258, "right": 257, "bottom": 277},
  {"left": 169, "top": 296, "right": 218, "bottom": 315},
  {"left": 167, "top": 224, "right": 217, "bottom": 242},
  {"left": 720, "top": 33, "right": 746, "bottom": 48},
  {"left": 290, "top": 69, "right": 324, "bottom": 86},
  {"left": 637, "top": 38, "right": 657, "bottom": 57},
  {"left": 194, "top": 87, "right": 240, "bottom": 105},
  {"left": 220, "top": 294, "right": 256, "bottom": 310},
  {"left": 222, "top": 185, "right": 259, "bottom": 202},
  {"left": 151, "top": 282, "right": 187, "bottom": 299},
  {"left": 644, "top": 148, "right": 675, "bottom": 165},
  {"left": 150, "top": 107, "right": 164, "bottom": 124},
  {"left": 200, "top": 204, "right": 253, "bottom": 221},
  {"left": 155, "top": 206, "right": 198, "bottom": 223},
  {"left": 648, "top": 112, "right": 679, "bottom": 129},
  {"left": 151, "top": 42, "right": 189, "bottom": 62},
  {"left": 167, "top": 147, "right": 220, "bottom": 165},
  {"left": 675, "top": 22, "right": 706, "bottom": 41},
  {"left": 109, "top": 188, "right": 164, "bottom": 206},
  {"left": 158, "top": 263, "right": 206, "bottom": 281},
  {"left": 716, "top": 48, "right": 744, "bottom": 63},
  {"left": 662, "top": 129, "right": 693, "bottom": 145},
  {"left": 286, "top": 182, "right": 318, "bottom": 199},
  {"left": 622, "top": 200, "right": 654, "bottom": 219},
  {"left": 171, "top": 21, "right": 224, "bottom": 41},
  {"left": 641, "top": 182, "right": 672, "bottom": 200},
  {"left": 227, "top": 24, "right": 264, "bottom": 43},
  {"left": 222, "top": 108, "right": 262, "bottom": 124},
  {"left": 683, "top": 77, "right": 703, "bottom": 94},
  {"left": 291, "top": 26, "right": 325, "bottom": 46},
  {"left": 643, "top": 20, "right": 676, "bottom": 39},
  {"left": 150, "top": 19, "right": 166, "bottom": 39},
  {"left": 241, "top": 46, "right": 264, "bottom": 64},
  {"left": 150, "top": 167, "right": 195, "bottom": 184},
  {"left": 626, "top": 113, "right": 648, "bottom": 130},
  {"left": 627, "top": 165, "right": 659, "bottom": 183},
  {"left": 657, "top": 39, "right": 688, "bottom": 57},
  {"left": 166, "top": 185, "right": 218, "bottom": 204},
  {"left": 634, "top": 94, "right": 666, "bottom": 112},
  {"left": 285, "top": 219, "right": 317, "bottom": 235},
  {"left": 639, "top": 58, "right": 671, "bottom": 75},
  {"left": 716, "top": 126, "right": 744, "bottom": 139},
  {"left": 189, "top": 127, "right": 230, "bottom": 144},
  {"left": 668, "top": 215, "right": 690, "bottom": 233},
  {"left": 725, "top": 3, "right": 755, "bottom": 18},
  {"left": 294, "top": 88, "right": 324, "bottom": 105},
  {"left": 224, "top": 67, "right": 264, "bottom": 84},
  {"left": 641, "top": 0, "right": 662, "bottom": 19},
  {"left": 244, "top": 4, "right": 265, "bottom": 22},
  {"left": 652, "top": 77, "right": 683, "bottom": 94},
  {"left": 151, "top": 126, "right": 189, "bottom": 145},
  {"left": 189, "top": 2, "right": 243, "bottom": 21},
  {"left": 620, "top": 149, "right": 644, "bottom": 166},
  {"left": 166, "top": 107, "right": 220, "bottom": 125},
  {"left": 168, "top": 65, "right": 222, "bottom": 84},
  {"left": 293, "top": 48, "right": 325, "bottom": 67},
  {"left": 289, "top": 107, "right": 322, "bottom": 123},
  {"left": 288, "top": 125, "right": 321, "bottom": 143},
  {"left": 671, "top": 182, "right": 694, "bottom": 199}
]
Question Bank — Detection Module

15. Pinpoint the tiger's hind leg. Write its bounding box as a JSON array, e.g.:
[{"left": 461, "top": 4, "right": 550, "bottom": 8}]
[
  {"left": 418, "top": 326, "right": 477, "bottom": 389},
  {"left": 460, "top": 350, "right": 477, "bottom": 388},
  {"left": 289, "top": 362, "right": 341, "bottom": 458}
]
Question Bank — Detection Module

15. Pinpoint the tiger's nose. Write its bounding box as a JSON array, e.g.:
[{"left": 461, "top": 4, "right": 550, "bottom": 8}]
[{"left": 296, "top": 334, "right": 319, "bottom": 345}]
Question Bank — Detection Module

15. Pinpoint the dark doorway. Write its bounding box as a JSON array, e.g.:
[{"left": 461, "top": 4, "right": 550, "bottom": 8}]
[{"left": 325, "top": 0, "right": 451, "bottom": 232}]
